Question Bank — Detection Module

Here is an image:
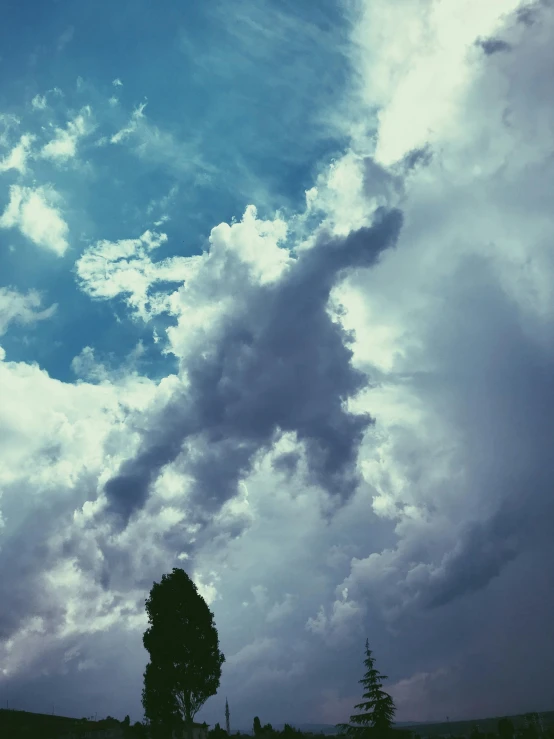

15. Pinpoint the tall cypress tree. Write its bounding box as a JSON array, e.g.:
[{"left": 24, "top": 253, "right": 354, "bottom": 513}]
[
  {"left": 336, "top": 639, "right": 396, "bottom": 738},
  {"left": 142, "top": 568, "right": 225, "bottom": 739},
  {"left": 225, "top": 698, "right": 230, "bottom": 736}
]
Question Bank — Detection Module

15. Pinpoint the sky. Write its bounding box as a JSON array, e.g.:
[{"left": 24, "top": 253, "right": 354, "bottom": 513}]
[{"left": 0, "top": 0, "right": 553, "bottom": 729}]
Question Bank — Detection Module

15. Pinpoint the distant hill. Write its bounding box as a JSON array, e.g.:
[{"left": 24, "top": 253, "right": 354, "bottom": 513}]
[
  {"left": 236, "top": 723, "right": 426, "bottom": 735},
  {"left": 0, "top": 708, "right": 85, "bottom": 738},
  {"left": 235, "top": 712, "right": 554, "bottom": 738},
  {"left": 401, "top": 711, "right": 554, "bottom": 738}
]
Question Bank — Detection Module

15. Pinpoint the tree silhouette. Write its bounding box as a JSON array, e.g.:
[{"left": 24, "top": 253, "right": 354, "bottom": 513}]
[
  {"left": 336, "top": 638, "right": 396, "bottom": 739},
  {"left": 210, "top": 722, "right": 229, "bottom": 739},
  {"left": 130, "top": 721, "right": 148, "bottom": 738},
  {"left": 498, "top": 718, "right": 515, "bottom": 739},
  {"left": 254, "top": 717, "right": 262, "bottom": 737},
  {"left": 142, "top": 568, "right": 225, "bottom": 739},
  {"left": 226, "top": 698, "right": 231, "bottom": 736},
  {"left": 522, "top": 714, "right": 540, "bottom": 739}
]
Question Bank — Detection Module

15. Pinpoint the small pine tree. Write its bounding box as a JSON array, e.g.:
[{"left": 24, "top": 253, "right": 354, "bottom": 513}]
[
  {"left": 336, "top": 638, "right": 396, "bottom": 739},
  {"left": 226, "top": 698, "right": 231, "bottom": 736}
]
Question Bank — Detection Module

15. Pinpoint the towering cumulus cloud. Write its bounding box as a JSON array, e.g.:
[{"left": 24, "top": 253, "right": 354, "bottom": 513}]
[{"left": 102, "top": 207, "right": 403, "bottom": 532}]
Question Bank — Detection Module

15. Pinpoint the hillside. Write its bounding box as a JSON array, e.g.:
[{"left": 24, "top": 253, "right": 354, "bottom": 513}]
[{"left": 402, "top": 712, "right": 554, "bottom": 738}]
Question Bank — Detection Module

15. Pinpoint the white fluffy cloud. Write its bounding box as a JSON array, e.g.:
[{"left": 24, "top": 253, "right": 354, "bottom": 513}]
[
  {"left": 74, "top": 229, "right": 193, "bottom": 322},
  {"left": 0, "top": 184, "right": 69, "bottom": 255},
  {"left": 345, "top": 0, "right": 534, "bottom": 164},
  {"left": 0, "top": 352, "right": 169, "bottom": 681}
]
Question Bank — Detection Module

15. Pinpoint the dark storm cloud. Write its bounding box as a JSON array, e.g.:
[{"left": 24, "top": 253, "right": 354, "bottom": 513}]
[
  {"left": 272, "top": 451, "right": 301, "bottom": 478},
  {"left": 407, "top": 257, "right": 554, "bottom": 611},
  {"left": 517, "top": 0, "right": 553, "bottom": 27},
  {"left": 400, "top": 146, "right": 433, "bottom": 172},
  {"left": 102, "top": 207, "right": 403, "bottom": 535},
  {"left": 0, "top": 474, "right": 100, "bottom": 642},
  {"left": 424, "top": 514, "right": 521, "bottom": 609},
  {"left": 476, "top": 38, "right": 512, "bottom": 55}
]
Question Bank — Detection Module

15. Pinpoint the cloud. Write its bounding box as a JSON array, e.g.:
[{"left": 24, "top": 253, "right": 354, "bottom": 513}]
[
  {"left": 31, "top": 94, "right": 48, "bottom": 110},
  {"left": 225, "top": 635, "right": 306, "bottom": 693},
  {"left": 110, "top": 102, "right": 147, "bottom": 144},
  {"left": 251, "top": 585, "right": 269, "bottom": 609},
  {"left": 95, "top": 204, "right": 402, "bottom": 537},
  {"left": 0, "top": 287, "right": 57, "bottom": 336},
  {"left": 387, "top": 668, "right": 452, "bottom": 723},
  {"left": 109, "top": 101, "right": 217, "bottom": 182},
  {"left": 0, "top": 113, "right": 20, "bottom": 148},
  {"left": 226, "top": 637, "right": 277, "bottom": 670},
  {"left": 70, "top": 343, "right": 147, "bottom": 385},
  {"left": 30, "top": 88, "right": 63, "bottom": 111},
  {"left": 0, "top": 184, "right": 69, "bottom": 256},
  {"left": 343, "top": 0, "right": 533, "bottom": 165},
  {"left": 330, "top": 0, "right": 554, "bottom": 620},
  {"left": 112, "top": 78, "right": 123, "bottom": 87},
  {"left": 305, "top": 592, "right": 365, "bottom": 648},
  {"left": 74, "top": 229, "right": 194, "bottom": 322},
  {"left": 266, "top": 594, "right": 296, "bottom": 623},
  {"left": 0, "top": 357, "right": 158, "bottom": 647},
  {"left": 41, "top": 106, "right": 94, "bottom": 162},
  {"left": 57, "top": 26, "right": 74, "bottom": 52},
  {"left": 318, "top": 688, "right": 361, "bottom": 726},
  {"left": 476, "top": 37, "right": 512, "bottom": 54},
  {"left": 0, "top": 134, "right": 35, "bottom": 174}
]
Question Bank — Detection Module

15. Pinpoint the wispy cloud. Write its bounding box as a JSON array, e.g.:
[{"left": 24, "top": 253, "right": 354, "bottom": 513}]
[
  {"left": 110, "top": 102, "right": 146, "bottom": 144},
  {"left": 30, "top": 87, "right": 63, "bottom": 111},
  {"left": 0, "top": 113, "right": 20, "bottom": 147},
  {"left": 57, "top": 26, "right": 74, "bottom": 53},
  {"left": 0, "top": 287, "right": 58, "bottom": 336},
  {"left": 109, "top": 101, "right": 217, "bottom": 182},
  {"left": 41, "top": 106, "right": 94, "bottom": 162},
  {"left": 31, "top": 94, "right": 48, "bottom": 111}
]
